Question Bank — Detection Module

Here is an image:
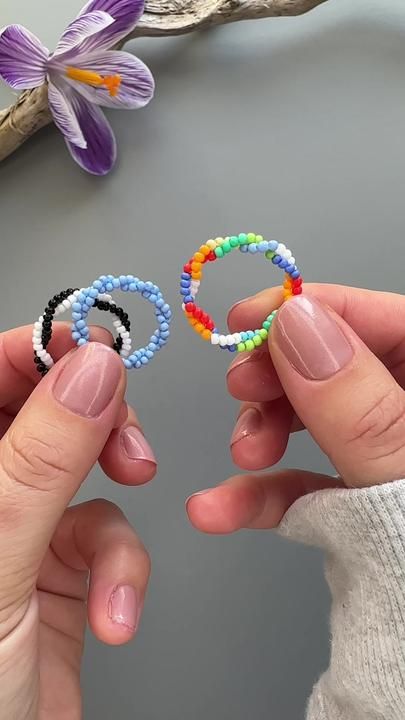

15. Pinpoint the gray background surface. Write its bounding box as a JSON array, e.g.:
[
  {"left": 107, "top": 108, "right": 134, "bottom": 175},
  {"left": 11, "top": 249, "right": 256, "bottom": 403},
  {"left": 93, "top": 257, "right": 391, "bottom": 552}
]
[{"left": 1, "top": 0, "right": 404, "bottom": 717}]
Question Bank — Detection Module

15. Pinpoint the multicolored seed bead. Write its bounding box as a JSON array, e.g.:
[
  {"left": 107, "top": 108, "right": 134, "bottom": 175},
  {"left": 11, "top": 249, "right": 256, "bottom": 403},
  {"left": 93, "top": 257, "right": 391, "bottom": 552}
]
[{"left": 180, "top": 233, "right": 303, "bottom": 353}]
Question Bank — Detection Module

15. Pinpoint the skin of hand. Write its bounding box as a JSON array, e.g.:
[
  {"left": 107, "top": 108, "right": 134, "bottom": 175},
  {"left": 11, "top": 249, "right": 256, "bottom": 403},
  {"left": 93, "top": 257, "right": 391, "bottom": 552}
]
[
  {"left": 0, "top": 324, "right": 157, "bottom": 720},
  {"left": 187, "top": 284, "right": 405, "bottom": 533}
]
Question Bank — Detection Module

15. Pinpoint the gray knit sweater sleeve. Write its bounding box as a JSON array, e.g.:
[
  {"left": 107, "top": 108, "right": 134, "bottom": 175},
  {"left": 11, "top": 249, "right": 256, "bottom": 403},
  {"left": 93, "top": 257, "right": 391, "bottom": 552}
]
[{"left": 277, "top": 479, "right": 405, "bottom": 720}]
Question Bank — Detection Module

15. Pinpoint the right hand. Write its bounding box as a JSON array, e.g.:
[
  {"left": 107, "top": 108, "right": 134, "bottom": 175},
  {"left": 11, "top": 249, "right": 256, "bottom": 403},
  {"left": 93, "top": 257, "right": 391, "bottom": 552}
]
[{"left": 0, "top": 325, "right": 156, "bottom": 720}]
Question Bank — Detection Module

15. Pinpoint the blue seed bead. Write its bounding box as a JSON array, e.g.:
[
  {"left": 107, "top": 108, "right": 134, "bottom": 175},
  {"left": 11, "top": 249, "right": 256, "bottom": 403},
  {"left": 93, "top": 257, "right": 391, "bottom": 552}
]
[
  {"left": 180, "top": 288, "right": 189, "bottom": 296},
  {"left": 72, "top": 312, "right": 81, "bottom": 321},
  {"left": 146, "top": 350, "right": 154, "bottom": 359},
  {"left": 239, "top": 244, "right": 249, "bottom": 253},
  {"left": 285, "top": 264, "right": 295, "bottom": 274},
  {"left": 85, "top": 297, "right": 95, "bottom": 307},
  {"left": 291, "top": 270, "right": 300, "bottom": 279},
  {"left": 72, "top": 331, "right": 81, "bottom": 341},
  {"left": 228, "top": 344, "right": 237, "bottom": 352},
  {"left": 77, "top": 338, "right": 87, "bottom": 346},
  {"left": 140, "top": 356, "right": 148, "bottom": 365},
  {"left": 181, "top": 272, "right": 191, "bottom": 280},
  {"left": 93, "top": 280, "right": 103, "bottom": 290},
  {"left": 72, "top": 302, "right": 82, "bottom": 313},
  {"left": 142, "top": 290, "right": 151, "bottom": 299},
  {"left": 121, "top": 284, "right": 129, "bottom": 292},
  {"left": 148, "top": 343, "right": 158, "bottom": 352},
  {"left": 258, "top": 241, "right": 268, "bottom": 252},
  {"left": 241, "top": 332, "right": 248, "bottom": 342},
  {"left": 247, "top": 331, "right": 255, "bottom": 339},
  {"left": 160, "top": 322, "right": 169, "bottom": 332},
  {"left": 129, "top": 283, "right": 138, "bottom": 292},
  {"left": 149, "top": 294, "right": 158, "bottom": 303},
  {"left": 181, "top": 279, "right": 191, "bottom": 288},
  {"left": 76, "top": 319, "right": 86, "bottom": 330},
  {"left": 272, "top": 255, "right": 282, "bottom": 265},
  {"left": 105, "top": 282, "right": 113, "bottom": 291},
  {"left": 248, "top": 243, "right": 258, "bottom": 253},
  {"left": 123, "top": 359, "right": 132, "bottom": 369},
  {"left": 144, "top": 281, "right": 153, "bottom": 292},
  {"left": 268, "top": 241, "right": 278, "bottom": 251},
  {"left": 78, "top": 292, "right": 86, "bottom": 303},
  {"left": 279, "top": 259, "right": 289, "bottom": 269},
  {"left": 135, "top": 360, "right": 141, "bottom": 368},
  {"left": 161, "top": 330, "right": 170, "bottom": 339},
  {"left": 156, "top": 298, "right": 164, "bottom": 308}
]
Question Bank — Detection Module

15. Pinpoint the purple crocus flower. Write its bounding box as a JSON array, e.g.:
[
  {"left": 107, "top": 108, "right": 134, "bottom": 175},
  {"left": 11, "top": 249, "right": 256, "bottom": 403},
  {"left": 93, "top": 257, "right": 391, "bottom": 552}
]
[{"left": 0, "top": 1, "right": 154, "bottom": 175}]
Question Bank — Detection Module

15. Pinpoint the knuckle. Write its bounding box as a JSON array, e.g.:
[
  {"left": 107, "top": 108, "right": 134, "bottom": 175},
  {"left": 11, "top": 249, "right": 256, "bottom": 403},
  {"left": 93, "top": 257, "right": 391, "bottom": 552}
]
[
  {"left": 1, "top": 422, "right": 71, "bottom": 492},
  {"left": 349, "top": 385, "right": 405, "bottom": 459}
]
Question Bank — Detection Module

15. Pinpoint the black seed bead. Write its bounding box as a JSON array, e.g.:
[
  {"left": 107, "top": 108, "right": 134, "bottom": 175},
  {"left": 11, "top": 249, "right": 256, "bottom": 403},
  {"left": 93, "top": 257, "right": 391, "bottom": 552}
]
[
  {"left": 34, "top": 356, "right": 42, "bottom": 364},
  {"left": 109, "top": 304, "right": 117, "bottom": 313},
  {"left": 48, "top": 300, "right": 57, "bottom": 309}
]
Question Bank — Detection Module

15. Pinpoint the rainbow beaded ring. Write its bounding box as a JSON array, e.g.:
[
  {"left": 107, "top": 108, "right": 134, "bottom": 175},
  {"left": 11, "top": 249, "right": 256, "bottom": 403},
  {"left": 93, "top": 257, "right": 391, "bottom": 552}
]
[
  {"left": 180, "top": 233, "right": 303, "bottom": 352},
  {"left": 71, "top": 275, "right": 172, "bottom": 369}
]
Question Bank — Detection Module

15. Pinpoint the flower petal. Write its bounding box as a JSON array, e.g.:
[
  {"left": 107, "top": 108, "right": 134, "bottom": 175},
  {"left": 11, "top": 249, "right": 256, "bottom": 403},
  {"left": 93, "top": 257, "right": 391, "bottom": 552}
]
[
  {"left": 52, "top": 11, "right": 115, "bottom": 58},
  {"left": 48, "top": 80, "right": 87, "bottom": 149},
  {"left": 65, "top": 92, "right": 117, "bottom": 175},
  {"left": 76, "top": 0, "right": 144, "bottom": 52},
  {"left": 64, "top": 50, "right": 154, "bottom": 109},
  {"left": 0, "top": 25, "right": 49, "bottom": 90}
]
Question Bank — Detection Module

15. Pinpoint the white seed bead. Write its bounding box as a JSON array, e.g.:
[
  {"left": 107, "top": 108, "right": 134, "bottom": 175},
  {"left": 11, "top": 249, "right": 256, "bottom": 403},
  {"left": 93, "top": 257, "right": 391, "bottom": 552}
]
[
  {"left": 284, "top": 249, "right": 292, "bottom": 260},
  {"left": 211, "top": 334, "right": 220, "bottom": 345},
  {"left": 33, "top": 343, "right": 43, "bottom": 352},
  {"left": 277, "top": 243, "right": 286, "bottom": 255},
  {"left": 33, "top": 329, "right": 42, "bottom": 338},
  {"left": 219, "top": 335, "right": 227, "bottom": 347},
  {"left": 233, "top": 333, "right": 242, "bottom": 345},
  {"left": 113, "top": 320, "right": 121, "bottom": 329},
  {"left": 34, "top": 321, "right": 42, "bottom": 331},
  {"left": 121, "top": 331, "right": 130, "bottom": 340},
  {"left": 62, "top": 299, "right": 71, "bottom": 309},
  {"left": 207, "top": 239, "right": 217, "bottom": 250},
  {"left": 182, "top": 303, "right": 186, "bottom": 311},
  {"left": 289, "top": 256, "right": 295, "bottom": 266},
  {"left": 37, "top": 349, "right": 46, "bottom": 359},
  {"left": 226, "top": 334, "right": 234, "bottom": 346}
]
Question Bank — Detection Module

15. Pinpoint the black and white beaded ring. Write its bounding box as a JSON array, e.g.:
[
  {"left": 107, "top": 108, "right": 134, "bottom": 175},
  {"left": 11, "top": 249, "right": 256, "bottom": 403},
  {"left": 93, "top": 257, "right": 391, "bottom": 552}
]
[{"left": 33, "top": 288, "right": 132, "bottom": 377}]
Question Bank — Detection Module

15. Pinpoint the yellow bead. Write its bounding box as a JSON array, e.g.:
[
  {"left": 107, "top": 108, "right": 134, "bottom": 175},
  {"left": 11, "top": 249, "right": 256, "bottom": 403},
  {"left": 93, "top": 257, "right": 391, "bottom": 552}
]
[
  {"left": 202, "top": 329, "right": 211, "bottom": 341},
  {"left": 207, "top": 239, "right": 217, "bottom": 249},
  {"left": 192, "top": 271, "right": 202, "bottom": 280},
  {"left": 199, "top": 245, "right": 210, "bottom": 256},
  {"left": 194, "top": 252, "right": 205, "bottom": 263},
  {"left": 284, "top": 291, "right": 293, "bottom": 299}
]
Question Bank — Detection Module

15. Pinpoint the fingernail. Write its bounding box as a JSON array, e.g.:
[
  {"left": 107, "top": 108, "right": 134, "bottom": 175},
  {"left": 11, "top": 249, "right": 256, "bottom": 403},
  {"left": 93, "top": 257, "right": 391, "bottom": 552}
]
[
  {"left": 53, "top": 344, "right": 121, "bottom": 418},
  {"left": 229, "top": 296, "right": 252, "bottom": 314},
  {"left": 273, "top": 296, "right": 353, "bottom": 380},
  {"left": 231, "top": 407, "right": 262, "bottom": 447},
  {"left": 226, "top": 350, "right": 267, "bottom": 378},
  {"left": 121, "top": 426, "right": 157, "bottom": 465},
  {"left": 108, "top": 585, "right": 140, "bottom": 632}
]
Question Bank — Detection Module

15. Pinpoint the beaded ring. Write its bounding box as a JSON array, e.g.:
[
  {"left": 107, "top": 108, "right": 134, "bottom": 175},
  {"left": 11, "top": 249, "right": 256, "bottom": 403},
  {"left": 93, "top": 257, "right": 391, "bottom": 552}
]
[
  {"left": 71, "top": 275, "right": 172, "bottom": 369},
  {"left": 180, "top": 233, "right": 302, "bottom": 352},
  {"left": 33, "top": 288, "right": 133, "bottom": 376}
]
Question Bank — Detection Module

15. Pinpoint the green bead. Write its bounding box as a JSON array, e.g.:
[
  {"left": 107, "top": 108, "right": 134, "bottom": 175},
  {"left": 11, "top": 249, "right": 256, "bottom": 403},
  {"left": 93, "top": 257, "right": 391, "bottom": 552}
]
[
  {"left": 256, "top": 234, "right": 263, "bottom": 243},
  {"left": 265, "top": 250, "right": 275, "bottom": 260},
  {"left": 245, "top": 339, "right": 255, "bottom": 351},
  {"left": 230, "top": 236, "right": 239, "bottom": 247},
  {"left": 247, "top": 232, "right": 256, "bottom": 243},
  {"left": 238, "top": 233, "right": 248, "bottom": 244},
  {"left": 237, "top": 342, "right": 246, "bottom": 352},
  {"left": 263, "top": 321, "right": 270, "bottom": 330},
  {"left": 215, "top": 246, "right": 224, "bottom": 258},
  {"left": 253, "top": 335, "right": 262, "bottom": 347},
  {"left": 222, "top": 240, "right": 231, "bottom": 253},
  {"left": 259, "top": 328, "right": 268, "bottom": 340}
]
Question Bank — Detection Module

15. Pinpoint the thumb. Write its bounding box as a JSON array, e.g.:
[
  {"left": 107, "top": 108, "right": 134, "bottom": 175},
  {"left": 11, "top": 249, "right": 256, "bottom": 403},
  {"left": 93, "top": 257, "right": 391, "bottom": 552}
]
[
  {"left": 270, "top": 295, "right": 405, "bottom": 488},
  {"left": 0, "top": 342, "right": 125, "bottom": 636}
]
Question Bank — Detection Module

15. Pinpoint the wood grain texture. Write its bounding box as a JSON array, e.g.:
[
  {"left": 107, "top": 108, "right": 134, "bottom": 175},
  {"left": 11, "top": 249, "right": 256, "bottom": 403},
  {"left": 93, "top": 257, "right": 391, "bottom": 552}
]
[{"left": 0, "top": 0, "right": 328, "bottom": 162}]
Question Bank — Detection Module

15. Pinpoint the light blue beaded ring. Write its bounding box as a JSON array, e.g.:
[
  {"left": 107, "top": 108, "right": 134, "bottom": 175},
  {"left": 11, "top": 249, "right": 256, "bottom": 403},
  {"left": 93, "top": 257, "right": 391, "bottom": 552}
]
[{"left": 71, "top": 275, "right": 172, "bottom": 369}]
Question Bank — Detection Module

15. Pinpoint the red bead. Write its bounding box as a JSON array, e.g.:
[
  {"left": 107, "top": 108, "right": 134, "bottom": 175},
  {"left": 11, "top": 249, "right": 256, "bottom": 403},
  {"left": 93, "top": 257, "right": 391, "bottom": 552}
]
[
  {"left": 206, "top": 319, "right": 215, "bottom": 331},
  {"left": 292, "top": 286, "right": 302, "bottom": 295},
  {"left": 184, "top": 263, "right": 192, "bottom": 274},
  {"left": 207, "top": 251, "right": 216, "bottom": 262},
  {"left": 185, "top": 302, "right": 195, "bottom": 313},
  {"left": 292, "top": 277, "right": 303, "bottom": 287},
  {"left": 194, "top": 307, "right": 202, "bottom": 319}
]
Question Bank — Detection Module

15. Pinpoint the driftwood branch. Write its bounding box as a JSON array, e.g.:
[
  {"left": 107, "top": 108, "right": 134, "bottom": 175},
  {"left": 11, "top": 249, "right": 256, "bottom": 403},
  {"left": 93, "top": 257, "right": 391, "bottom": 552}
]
[{"left": 0, "top": 0, "right": 328, "bottom": 163}]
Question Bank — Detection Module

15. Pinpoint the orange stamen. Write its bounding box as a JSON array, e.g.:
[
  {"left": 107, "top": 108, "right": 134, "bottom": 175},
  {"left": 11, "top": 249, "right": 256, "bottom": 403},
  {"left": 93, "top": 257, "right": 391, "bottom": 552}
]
[{"left": 66, "top": 67, "right": 122, "bottom": 97}]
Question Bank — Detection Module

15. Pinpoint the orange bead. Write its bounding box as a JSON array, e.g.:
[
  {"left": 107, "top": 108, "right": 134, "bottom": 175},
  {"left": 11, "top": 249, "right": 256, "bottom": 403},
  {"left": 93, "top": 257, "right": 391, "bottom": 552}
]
[
  {"left": 194, "top": 252, "right": 205, "bottom": 263},
  {"left": 284, "top": 290, "right": 293, "bottom": 299},
  {"left": 202, "top": 329, "right": 211, "bottom": 341},
  {"left": 283, "top": 280, "right": 292, "bottom": 289},
  {"left": 194, "top": 322, "right": 205, "bottom": 334},
  {"left": 191, "top": 261, "right": 202, "bottom": 271},
  {"left": 199, "top": 245, "right": 210, "bottom": 256},
  {"left": 192, "top": 271, "right": 202, "bottom": 280}
]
